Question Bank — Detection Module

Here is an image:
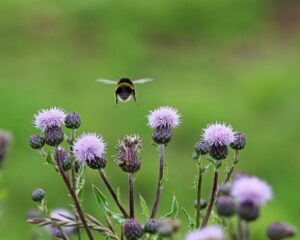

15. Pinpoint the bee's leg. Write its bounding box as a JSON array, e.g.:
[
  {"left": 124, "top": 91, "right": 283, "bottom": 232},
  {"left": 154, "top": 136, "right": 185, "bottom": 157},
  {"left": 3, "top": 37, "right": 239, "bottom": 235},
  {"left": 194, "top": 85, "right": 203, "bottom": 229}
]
[
  {"left": 133, "top": 89, "right": 137, "bottom": 102},
  {"left": 115, "top": 93, "right": 119, "bottom": 104}
]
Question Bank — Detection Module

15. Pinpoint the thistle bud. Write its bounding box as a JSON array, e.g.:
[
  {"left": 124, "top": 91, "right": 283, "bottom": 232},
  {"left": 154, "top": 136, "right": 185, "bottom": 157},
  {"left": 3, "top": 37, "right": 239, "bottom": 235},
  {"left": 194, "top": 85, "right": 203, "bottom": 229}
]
[
  {"left": 44, "top": 126, "right": 64, "bottom": 146},
  {"left": 193, "top": 199, "right": 207, "bottom": 210},
  {"left": 144, "top": 219, "right": 159, "bottom": 235},
  {"left": 216, "top": 195, "right": 236, "bottom": 218},
  {"left": 29, "top": 135, "right": 45, "bottom": 149},
  {"left": 116, "top": 135, "right": 142, "bottom": 173},
  {"left": 55, "top": 147, "right": 72, "bottom": 171},
  {"left": 124, "top": 219, "right": 143, "bottom": 240},
  {"left": 31, "top": 188, "right": 45, "bottom": 202},
  {"left": 230, "top": 132, "right": 246, "bottom": 150},
  {"left": 238, "top": 201, "right": 260, "bottom": 222},
  {"left": 209, "top": 144, "right": 228, "bottom": 160},
  {"left": 267, "top": 222, "right": 296, "bottom": 240},
  {"left": 65, "top": 112, "right": 81, "bottom": 129},
  {"left": 195, "top": 140, "right": 210, "bottom": 156},
  {"left": 218, "top": 183, "right": 232, "bottom": 196}
]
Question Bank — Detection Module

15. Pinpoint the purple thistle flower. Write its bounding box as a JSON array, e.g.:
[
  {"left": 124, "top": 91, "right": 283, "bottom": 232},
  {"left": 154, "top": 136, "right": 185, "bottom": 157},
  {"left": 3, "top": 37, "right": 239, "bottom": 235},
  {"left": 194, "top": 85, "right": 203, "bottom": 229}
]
[
  {"left": 148, "top": 106, "right": 181, "bottom": 129},
  {"left": 34, "top": 107, "right": 66, "bottom": 131},
  {"left": 45, "top": 209, "right": 76, "bottom": 237},
  {"left": 231, "top": 176, "right": 272, "bottom": 206},
  {"left": 202, "top": 123, "right": 235, "bottom": 146},
  {"left": 185, "top": 225, "right": 225, "bottom": 240},
  {"left": 73, "top": 133, "right": 106, "bottom": 165}
]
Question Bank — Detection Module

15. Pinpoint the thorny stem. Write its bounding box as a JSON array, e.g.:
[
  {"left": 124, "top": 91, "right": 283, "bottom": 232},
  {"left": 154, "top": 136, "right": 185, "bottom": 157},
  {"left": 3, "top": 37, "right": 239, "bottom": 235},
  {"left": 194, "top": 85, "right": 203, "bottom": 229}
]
[
  {"left": 223, "top": 150, "right": 239, "bottom": 184},
  {"left": 129, "top": 173, "right": 135, "bottom": 218},
  {"left": 151, "top": 144, "right": 165, "bottom": 218},
  {"left": 195, "top": 163, "right": 204, "bottom": 228},
  {"left": 99, "top": 169, "right": 130, "bottom": 218},
  {"left": 55, "top": 148, "right": 94, "bottom": 240},
  {"left": 69, "top": 129, "right": 82, "bottom": 240},
  {"left": 201, "top": 168, "right": 219, "bottom": 228}
]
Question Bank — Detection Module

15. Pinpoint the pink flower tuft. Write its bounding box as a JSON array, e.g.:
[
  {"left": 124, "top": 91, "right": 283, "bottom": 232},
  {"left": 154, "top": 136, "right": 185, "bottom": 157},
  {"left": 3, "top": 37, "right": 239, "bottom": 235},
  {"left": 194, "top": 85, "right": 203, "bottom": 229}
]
[
  {"left": 73, "top": 133, "right": 106, "bottom": 164},
  {"left": 231, "top": 176, "right": 272, "bottom": 206},
  {"left": 148, "top": 106, "right": 181, "bottom": 129},
  {"left": 34, "top": 107, "right": 66, "bottom": 130},
  {"left": 186, "top": 225, "right": 225, "bottom": 240},
  {"left": 203, "top": 123, "right": 235, "bottom": 146}
]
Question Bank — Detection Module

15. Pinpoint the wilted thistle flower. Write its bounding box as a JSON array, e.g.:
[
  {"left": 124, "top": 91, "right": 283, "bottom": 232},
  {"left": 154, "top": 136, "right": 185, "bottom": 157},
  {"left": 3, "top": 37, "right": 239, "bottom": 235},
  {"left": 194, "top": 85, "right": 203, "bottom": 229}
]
[
  {"left": 144, "top": 219, "right": 159, "bottom": 234},
  {"left": 148, "top": 106, "right": 181, "bottom": 145},
  {"left": 116, "top": 135, "right": 142, "bottom": 173},
  {"left": 29, "top": 135, "right": 45, "bottom": 149},
  {"left": 73, "top": 133, "right": 106, "bottom": 169},
  {"left": 231, "top": 176, "right": 272, "bottom": 221},
  {"left": 202, "top": 123, "right": 235, "bottom": 160},
  {"left": 0, "top": 130, "right": 11, "bottom": 167},
  {"left": 123, "top": 219, "right": 143, "bottom": 240},
  {"left": 31, "top": 188, "right": 45, "bottom": 202},
  {"left": 230, "top": 132, "right": 246, "bottom": 150},
  {"left": 55, "top": 147, "right": 72, "bottom": 171},
  {"left": 267, "top": 222, "right": 296, "bottom": 240},
  {"left": 216, "top": 195, "right": 236, "bottom": 218},
  {"left": 65, "top": 112, "right": 81, "bottom": 129},
  {"left": 44, "top": 209, "right": 76, "bottom": 238},
  {"left": 34, "top": 107, "right": 66, "bottom": 131},
  {"left": 157, "top": 218, "right": 180, "bottom": 237},
  {"left": 185, "top": 225, "right": 225, "bottom": 240}
]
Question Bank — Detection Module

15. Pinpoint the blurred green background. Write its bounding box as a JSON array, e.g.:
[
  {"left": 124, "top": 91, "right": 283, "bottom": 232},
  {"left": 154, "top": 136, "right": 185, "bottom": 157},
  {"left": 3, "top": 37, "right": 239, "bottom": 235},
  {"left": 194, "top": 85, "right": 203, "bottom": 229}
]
[{"left": 1, "top": 0, "right": 300, "bottom": 239}]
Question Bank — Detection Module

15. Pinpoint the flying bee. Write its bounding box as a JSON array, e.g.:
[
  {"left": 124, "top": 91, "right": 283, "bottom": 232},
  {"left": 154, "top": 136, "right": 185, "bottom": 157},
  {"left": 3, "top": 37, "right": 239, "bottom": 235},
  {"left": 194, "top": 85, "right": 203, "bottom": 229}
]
[{"left": 97, "top": 77, "right": 153, "bottom": 104}]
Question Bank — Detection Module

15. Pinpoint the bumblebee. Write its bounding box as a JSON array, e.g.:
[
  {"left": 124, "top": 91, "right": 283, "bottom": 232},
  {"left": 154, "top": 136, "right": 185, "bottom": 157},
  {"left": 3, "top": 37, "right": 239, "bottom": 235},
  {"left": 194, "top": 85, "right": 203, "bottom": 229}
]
[{"left": 97, "top": 77, "right": 153, "bottom": 104}]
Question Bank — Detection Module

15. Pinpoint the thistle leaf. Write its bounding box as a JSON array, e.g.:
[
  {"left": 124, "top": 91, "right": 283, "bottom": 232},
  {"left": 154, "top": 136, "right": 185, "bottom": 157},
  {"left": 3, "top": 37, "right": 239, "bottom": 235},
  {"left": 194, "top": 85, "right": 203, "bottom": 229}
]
[
  {"left": 164, "top": 195, "right": 179, "bottom": 218},
  {"left": 182, "top": 208, "right": 195, "bottom": 230},
  {"left": 92, "top": 184, "right": 109, "bottom": 211},
  {"left": 139, "top": 194, "right": 150, "bottom": 219}
]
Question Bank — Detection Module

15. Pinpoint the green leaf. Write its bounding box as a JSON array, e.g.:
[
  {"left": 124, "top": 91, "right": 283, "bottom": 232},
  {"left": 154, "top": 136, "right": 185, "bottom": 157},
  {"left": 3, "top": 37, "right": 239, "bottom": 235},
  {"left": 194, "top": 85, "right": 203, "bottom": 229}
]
[
  {"left": 139, "top": 194, "right": 150, "bottom": 219},
  {"left": 45, "top": 151, "right": 54, "bottom": 166},
  {"left": 92, "top": 184, "right": 109, "bottom": 211},
  {"left": 108, "top": 211, "right": 126, "bottom": 224},
  {"left": 182, "top": 208, "right": 195, "bottom": 230},
  {"left": 164, "top": 195, "right": 179, "bottom": 218}
]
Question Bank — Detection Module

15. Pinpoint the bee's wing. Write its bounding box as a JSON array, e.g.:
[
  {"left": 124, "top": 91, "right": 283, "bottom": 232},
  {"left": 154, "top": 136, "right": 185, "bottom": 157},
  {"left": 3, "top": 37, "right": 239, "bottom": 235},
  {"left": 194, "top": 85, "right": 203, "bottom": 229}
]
[
  {"left": 132, "top": 78, "right": 154, "bottom": 84},
  {"left": 97, "top": 79, "right": 117, "bottom": 85}
]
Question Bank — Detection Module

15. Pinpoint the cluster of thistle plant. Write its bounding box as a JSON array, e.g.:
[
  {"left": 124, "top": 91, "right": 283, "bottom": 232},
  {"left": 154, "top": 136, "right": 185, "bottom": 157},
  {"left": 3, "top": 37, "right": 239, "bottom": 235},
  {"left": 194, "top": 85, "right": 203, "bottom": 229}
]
[{"left": 27, "top": 107, "right": 296, "bottom": 240}]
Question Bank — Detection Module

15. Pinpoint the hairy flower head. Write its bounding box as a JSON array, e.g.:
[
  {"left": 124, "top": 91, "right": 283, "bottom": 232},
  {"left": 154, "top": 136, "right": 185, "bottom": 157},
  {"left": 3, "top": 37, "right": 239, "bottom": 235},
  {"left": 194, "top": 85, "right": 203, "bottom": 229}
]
[
  {"left": 148, "top": 106, "right": 181, "bottom": 129},
  {"left": 34, "top": 107, "right": 66, "bottom": 130},
  {"left": 73, "top": 133, "right": 106, "bottom": 164},
  {"left": 231, "top": 176, "right": 272, "bottom": 206},
  {"left": 203, "top": 123, "right": 235, "bottom": 146},
  {"left": 186, "top": 225, "right": 225, "bottom": 240}
]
